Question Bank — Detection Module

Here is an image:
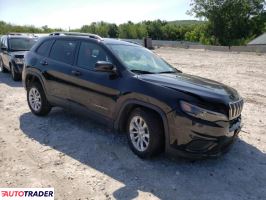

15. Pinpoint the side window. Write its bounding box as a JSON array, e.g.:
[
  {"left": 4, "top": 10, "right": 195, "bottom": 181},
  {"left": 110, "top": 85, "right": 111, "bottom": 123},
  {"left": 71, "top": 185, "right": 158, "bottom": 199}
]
[
  {"left": 4, "top": 38, "right": 8, "bottom": 48},
  {"left": 77, "top": 42, "right": 112, "bottom": 70},
  {"left": 0, "top": 37, "right": 3, "bottom": 48},
  {"left": 2, "top": 37, "right": 7, "bottom": 48},
  {"left": 49, "top": 40, "right": 77, "bottom": 65},
  {"left": 36, "top": 40, "right": 54, "bottom": 57}
]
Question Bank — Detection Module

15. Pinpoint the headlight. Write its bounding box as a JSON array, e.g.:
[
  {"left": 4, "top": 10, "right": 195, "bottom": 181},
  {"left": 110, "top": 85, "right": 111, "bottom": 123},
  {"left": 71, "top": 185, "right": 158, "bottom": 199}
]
[
  {"left": 14, "top": 58, "right": 24, "bottom": 64},
  {"left": 180, "top": 101, "right": 228, "bottom": 122}
]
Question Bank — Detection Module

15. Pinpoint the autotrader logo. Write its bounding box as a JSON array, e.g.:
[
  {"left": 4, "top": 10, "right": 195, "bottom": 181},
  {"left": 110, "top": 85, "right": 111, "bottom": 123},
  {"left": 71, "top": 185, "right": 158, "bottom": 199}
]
[{"left": 0, "top": 188, "right": 54, "bottom": 200}]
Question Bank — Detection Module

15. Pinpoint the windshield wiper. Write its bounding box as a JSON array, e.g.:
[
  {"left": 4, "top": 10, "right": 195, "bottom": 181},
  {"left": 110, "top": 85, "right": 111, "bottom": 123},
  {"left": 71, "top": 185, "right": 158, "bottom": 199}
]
[
  {"left": 158, "top": 71, "right": 176, "bottom": 74},
  {"left": 11, "top": 49, "right": 28, "bottom": 51},
  {"left": 158, "top": 69, "right": 182, "bottom": 74},
  {"left": 130, "top": 70, "right": 155, "bottom": 74}
]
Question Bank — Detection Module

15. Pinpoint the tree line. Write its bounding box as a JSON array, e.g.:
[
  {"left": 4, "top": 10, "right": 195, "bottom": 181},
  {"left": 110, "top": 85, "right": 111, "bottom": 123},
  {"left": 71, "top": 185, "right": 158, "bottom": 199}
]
[
  {"left": 72, "top": 20, "right": 208, "bottom": 42},
  {"left": 0, "top": 21, "right": 63, "bottom": 35},
  {"left": 0, "top": 0, "right": 265, "bottom": 46},
  {"left": 0, "top": 19, "right": 209, "bottom": 42}
]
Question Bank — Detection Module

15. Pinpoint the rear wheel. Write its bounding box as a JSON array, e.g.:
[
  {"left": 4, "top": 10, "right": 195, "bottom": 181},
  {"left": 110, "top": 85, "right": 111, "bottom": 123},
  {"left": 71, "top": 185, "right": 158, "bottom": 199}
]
[
  {"left": 127, "top": 108, "right": 164, "bottom": 158},
  {"left": 10, "top": 64, "right": 20, "bottom": 81},
  {"left": 27, "top": 82, "right": 52, "bottom": 116},
  {"left": 0, "top": 58, "right": 7, "bottom": 73}
]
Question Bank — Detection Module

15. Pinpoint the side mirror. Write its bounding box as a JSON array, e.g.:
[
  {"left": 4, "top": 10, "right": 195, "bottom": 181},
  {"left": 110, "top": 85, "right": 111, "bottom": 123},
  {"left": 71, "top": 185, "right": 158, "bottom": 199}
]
[
  {"left": 95, "top": 61, "right": 116, "bottom": 73},
  {"left": 1, "top": 47, "right": 7, "bottom": 51}
]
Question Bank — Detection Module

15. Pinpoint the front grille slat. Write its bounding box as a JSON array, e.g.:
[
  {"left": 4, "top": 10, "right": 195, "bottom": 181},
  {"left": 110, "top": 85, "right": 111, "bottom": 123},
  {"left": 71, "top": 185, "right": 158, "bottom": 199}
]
[
  {"left": 229, "top": 99, "right": 244, "bottom": 120},
  {"left": 229, "top": 104, "right": 232, "bottom": 119},
  {"left": 239, "top": 101, "right": 243, "bottom": 115},
  {"left": 233, "top": 104, "right": 236, "bottom": 117},
  {"left": 236, "top": 102, "right": 240, "bottom": 116}
]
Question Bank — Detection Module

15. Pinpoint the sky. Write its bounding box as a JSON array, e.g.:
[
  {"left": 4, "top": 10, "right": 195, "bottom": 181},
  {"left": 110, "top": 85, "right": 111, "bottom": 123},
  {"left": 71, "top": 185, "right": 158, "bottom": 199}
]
[{"left": 0, "top": 0, "right": 196, "bottom": 29}]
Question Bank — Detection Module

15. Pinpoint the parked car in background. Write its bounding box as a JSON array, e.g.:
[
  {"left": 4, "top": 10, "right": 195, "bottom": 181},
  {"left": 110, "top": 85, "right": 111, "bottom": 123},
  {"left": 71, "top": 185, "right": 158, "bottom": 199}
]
[
  {"left": 0, "top": 33, "right": 38, "bottom": 81},
  {"left": 22, "top": 32, "right": 243, "bottom": 159}
]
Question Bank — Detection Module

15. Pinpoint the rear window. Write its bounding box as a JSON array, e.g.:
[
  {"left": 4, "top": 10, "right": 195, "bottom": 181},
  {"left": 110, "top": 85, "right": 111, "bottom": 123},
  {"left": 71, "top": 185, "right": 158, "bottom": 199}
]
[
  {"left": 36, "top": 40, "right": 54, "bottom": 57},
  {"left": 49, "top": 40, "right": 77, "bottom": 65}
]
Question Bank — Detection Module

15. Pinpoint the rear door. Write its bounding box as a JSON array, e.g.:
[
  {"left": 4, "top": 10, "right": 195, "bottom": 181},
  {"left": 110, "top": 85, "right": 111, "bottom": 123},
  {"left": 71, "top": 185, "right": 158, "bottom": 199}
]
[
  {"left": 42, "top": 39, "right": 79, "bottom": 105},
  {"left": 68, "top": 41, "right": 121, "bottom": 119}
]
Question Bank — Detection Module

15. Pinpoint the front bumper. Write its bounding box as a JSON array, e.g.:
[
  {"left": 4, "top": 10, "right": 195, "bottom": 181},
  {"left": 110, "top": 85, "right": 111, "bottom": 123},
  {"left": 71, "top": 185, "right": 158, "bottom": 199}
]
[
  {"left": 166, "top": 112, "right": 242, "bottom": 159},
  {"left": 11, "top": 60, "right": 24, "bottom": 74}
]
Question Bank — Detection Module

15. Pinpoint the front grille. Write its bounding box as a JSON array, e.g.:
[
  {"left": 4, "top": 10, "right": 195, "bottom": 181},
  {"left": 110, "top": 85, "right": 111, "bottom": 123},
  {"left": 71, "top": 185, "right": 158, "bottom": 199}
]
[
  {"left": 15, "top": 55, "right": 24, "bottom": 58},
  {"left": 229, "top": 99, "right": 244, "bottom": 120}
]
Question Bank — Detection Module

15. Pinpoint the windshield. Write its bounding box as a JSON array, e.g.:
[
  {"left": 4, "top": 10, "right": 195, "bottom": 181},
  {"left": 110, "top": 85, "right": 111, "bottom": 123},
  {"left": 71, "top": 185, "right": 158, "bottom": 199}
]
[
  {"left": 9, "top": 38, "right": 38, "bottom": 51},
  {"left": 107, "top": 44, "right": 177, "bottom": 74}
]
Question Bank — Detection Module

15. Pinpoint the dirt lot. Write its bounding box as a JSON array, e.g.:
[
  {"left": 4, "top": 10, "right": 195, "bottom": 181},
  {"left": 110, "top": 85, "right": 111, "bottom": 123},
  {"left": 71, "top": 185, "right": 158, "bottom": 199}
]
[{"left": 0, "top": 48, "right": 266, "bottom": 200}]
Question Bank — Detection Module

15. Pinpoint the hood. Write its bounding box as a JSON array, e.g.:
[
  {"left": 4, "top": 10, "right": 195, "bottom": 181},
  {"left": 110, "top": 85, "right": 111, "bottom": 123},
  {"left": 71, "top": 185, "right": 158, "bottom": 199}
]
[
  {"left": 10, "top": 51, "right": 27, "bottom": 58},
  {"left": 138, "top": 73, "right": 240, "bottom": 102}
]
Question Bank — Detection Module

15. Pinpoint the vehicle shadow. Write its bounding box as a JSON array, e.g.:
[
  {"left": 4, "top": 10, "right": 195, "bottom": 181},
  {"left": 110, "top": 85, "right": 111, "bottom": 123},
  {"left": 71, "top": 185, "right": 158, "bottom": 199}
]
[
  {"left": 19, "top": 108, "right": 266, "bottom": 200},
  {"left": 0, "top": 72, "right": 22, "bottom": 87}
]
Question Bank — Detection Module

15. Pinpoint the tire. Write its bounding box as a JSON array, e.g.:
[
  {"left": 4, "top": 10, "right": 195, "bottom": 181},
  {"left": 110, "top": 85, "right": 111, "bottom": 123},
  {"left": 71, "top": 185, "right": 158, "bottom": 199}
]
[
  {"left": 10, "top": 64, "right": 20, "bottom": 81},
  {"left": 27, "top": 82, "right": 52, "bottom": 116},
  {"left": 0, "top": 58, "right": 7, "bottom": 73},
  {"left": 126, "top": 108, "right": 164, "bottom": 158}
]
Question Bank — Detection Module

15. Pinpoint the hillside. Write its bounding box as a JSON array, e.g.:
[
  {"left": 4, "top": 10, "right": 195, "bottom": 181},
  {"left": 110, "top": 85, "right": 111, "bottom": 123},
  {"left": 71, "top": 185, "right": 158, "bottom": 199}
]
[{"left": 168, "top": 20, "right": 206, "bottom": 25}]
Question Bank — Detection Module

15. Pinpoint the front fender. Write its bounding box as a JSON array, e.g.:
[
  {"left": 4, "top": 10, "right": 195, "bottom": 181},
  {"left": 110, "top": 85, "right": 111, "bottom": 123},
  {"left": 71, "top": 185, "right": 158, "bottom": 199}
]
[
  {"left": 23, "top": 68, "right": 47, "bottom": 96},
  {"left": 114, "top": 98, "right": 172, "bottom": 151}
]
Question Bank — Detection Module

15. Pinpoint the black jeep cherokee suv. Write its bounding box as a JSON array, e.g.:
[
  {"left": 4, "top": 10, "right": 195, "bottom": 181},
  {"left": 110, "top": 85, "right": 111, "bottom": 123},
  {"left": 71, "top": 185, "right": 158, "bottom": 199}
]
[
  {"left": 22, "top": 32, "right": 243, "bottom": 159},
  {"left": 0, "top": 33, "right": 38, "bottom": 81}
]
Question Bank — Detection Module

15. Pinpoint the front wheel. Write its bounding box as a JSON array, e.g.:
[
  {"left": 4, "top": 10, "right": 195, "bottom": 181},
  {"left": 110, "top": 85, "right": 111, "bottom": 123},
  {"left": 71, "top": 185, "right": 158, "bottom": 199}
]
[
  {"left": 10, "top": 64, "right": 20, "bottom": 81},
  {"left": 27, "top": 82, "right": 52, "bottom": 116},
  {"left": 127, "top": 108, "right": 164, "bottom": 158}
]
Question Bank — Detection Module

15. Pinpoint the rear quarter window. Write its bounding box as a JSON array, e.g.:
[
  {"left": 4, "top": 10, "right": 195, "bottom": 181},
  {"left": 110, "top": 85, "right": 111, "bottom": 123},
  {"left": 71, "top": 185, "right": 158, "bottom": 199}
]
[
  {"left": 36, "top": 40, "right": 54, "bottom": 57},
  {"left": 49, "top": 40, "right": 77, "bottom": 65}
]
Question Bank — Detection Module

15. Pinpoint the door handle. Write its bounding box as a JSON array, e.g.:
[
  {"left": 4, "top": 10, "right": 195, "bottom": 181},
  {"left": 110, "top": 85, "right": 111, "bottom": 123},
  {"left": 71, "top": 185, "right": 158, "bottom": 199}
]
[
  {"left": 71, "top": 70, "right": 81, "bottom": 76},
  {"left": 40, "top": 60, "right": 48, "bottom": 66}
]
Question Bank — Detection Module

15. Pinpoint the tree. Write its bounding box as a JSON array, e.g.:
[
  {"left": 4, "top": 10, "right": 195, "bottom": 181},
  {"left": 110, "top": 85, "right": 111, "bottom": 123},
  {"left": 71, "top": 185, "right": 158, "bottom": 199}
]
[
  {"left": 118, "top": 21, "right": 140, "bottom": 39},
  {"left": 189, "top": 0, "right": 266, "bottom": 45},
  {"left": 0, "top": 19, "right": 210, "bottom": 44},
  {"left": 108, "top": 23, "right": 118, "bottom": 38}
]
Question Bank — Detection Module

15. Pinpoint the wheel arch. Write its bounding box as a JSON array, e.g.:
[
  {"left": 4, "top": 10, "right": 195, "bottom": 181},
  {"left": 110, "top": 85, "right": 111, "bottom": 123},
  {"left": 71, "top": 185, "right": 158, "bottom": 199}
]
[
  {"left": 114, "top": 100, "right": 170, "bottom": 149},
  {"left": 25, "top": 72, "right": 47, "bottom": 94}
]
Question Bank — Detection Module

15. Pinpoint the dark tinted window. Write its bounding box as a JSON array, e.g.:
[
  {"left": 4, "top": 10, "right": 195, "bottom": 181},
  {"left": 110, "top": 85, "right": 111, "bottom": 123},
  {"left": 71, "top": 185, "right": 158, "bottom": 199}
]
[
  {"left": 50, "top": 40, "right": 77, "bottom": 64},
  {"left": 36, "top": 40, "right": 54, "bottom": 56},
  {"left": 77, "top": 42, "right": 112, "bottom": 69},
  {"left": 0, "top": 37, "right": 3, "bottom": 48}
]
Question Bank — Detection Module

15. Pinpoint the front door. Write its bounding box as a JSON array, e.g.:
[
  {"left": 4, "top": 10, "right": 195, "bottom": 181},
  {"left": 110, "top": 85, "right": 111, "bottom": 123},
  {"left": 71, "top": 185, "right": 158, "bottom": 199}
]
[{"left": 68, "top": 41, "right": 121, "bottom": 119}]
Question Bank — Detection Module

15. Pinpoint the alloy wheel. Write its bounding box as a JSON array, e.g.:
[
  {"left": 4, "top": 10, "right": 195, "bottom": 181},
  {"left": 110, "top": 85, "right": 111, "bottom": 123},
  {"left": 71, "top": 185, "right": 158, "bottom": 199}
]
[
  {"left": 29, "top": 87, "right": 42, "bottom": 112},
  {"left": 129, "top": 116, "right": 150, "bottom": 152}
]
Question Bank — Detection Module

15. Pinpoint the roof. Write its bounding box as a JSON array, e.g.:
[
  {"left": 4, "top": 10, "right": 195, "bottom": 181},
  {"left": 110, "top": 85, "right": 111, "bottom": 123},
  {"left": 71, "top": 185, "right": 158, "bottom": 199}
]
[
  {"left": 248, "top": 33, "right": 266, "bottom": 45},
  {"left": 47, "top": 35, "right": 139, "bottom": 46},
  {"left": 1, "top": 33, "right": 38, "bottom": 39},
  {"left": 7, "top": 35, "right": 36, "bottom": 39},
  {"left": 49, "top": 32, "right": 103, "bottom": 40}
]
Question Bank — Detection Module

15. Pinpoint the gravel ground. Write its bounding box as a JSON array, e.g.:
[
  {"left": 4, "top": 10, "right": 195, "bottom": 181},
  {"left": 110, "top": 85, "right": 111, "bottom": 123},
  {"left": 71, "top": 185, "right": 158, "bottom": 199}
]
[{"left": 0, "top": 48, "right": 266, "bottom": 200}]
